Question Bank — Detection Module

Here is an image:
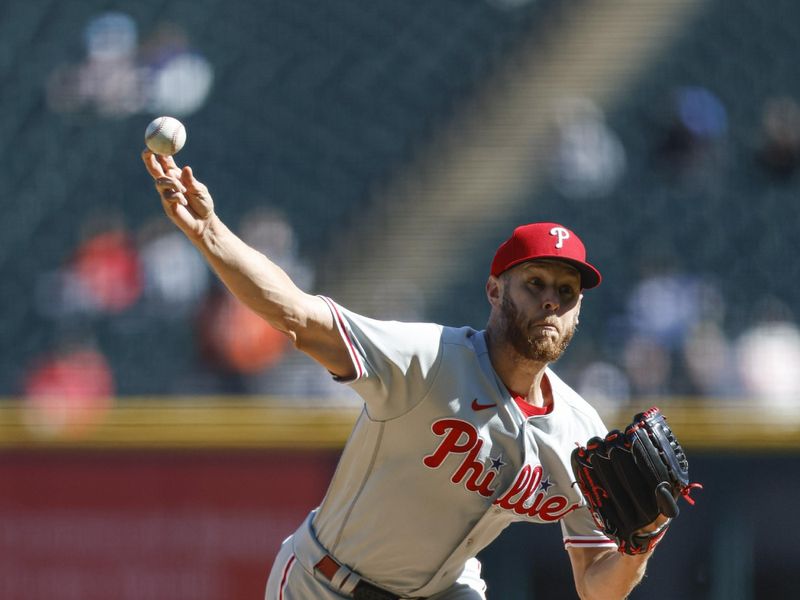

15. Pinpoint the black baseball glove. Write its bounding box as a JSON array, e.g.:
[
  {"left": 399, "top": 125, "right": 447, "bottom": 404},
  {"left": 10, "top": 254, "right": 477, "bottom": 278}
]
[{"left": 570, "top": 407, "right": 702, "bottom": 555}]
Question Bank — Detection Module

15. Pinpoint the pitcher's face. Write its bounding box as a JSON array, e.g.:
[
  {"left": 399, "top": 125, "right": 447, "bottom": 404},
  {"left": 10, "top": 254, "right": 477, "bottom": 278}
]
[{"left": 493, "top": 260, "right": 582, "bottom": 363}]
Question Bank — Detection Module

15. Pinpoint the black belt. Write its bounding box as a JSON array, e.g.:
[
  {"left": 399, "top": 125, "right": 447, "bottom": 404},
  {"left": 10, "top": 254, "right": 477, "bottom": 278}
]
[{"left": 315, "top": 555, "right": 412, "bottom": 600}]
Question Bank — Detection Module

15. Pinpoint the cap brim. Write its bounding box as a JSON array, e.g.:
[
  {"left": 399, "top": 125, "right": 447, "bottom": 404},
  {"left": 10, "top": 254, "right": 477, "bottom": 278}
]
[{"left": 561, "top": 258, "right": 602, "bottom": 289}]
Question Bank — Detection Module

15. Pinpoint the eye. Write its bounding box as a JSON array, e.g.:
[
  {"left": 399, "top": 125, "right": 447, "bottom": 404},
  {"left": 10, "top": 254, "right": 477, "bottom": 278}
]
[
  {"left": 559, "top": 285, "right": 577, "bottom": 298},
  {"left": 528, "top": 278, "right": 544, "bottom": 288}
]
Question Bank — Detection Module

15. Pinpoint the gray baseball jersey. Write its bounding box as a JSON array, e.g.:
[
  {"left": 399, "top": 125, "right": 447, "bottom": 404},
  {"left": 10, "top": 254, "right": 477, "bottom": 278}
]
[{"left": 266, "top": 298, "right": 615, "bottom": 599}]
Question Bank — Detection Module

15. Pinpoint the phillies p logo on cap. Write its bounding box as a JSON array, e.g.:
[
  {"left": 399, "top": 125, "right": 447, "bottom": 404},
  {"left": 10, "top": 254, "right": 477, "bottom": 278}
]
[
  {"left": 490, "top": 222, "right": 602, "bottom": 289},
  {"left": 550, "top": 226, "right": 570, "bottom": 249}
]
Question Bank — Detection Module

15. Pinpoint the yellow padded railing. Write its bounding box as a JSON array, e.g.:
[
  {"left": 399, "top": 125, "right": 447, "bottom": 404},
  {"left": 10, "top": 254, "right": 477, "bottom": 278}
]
[{"left": 0, "top": 398, "right": 798, "bottom": 451}]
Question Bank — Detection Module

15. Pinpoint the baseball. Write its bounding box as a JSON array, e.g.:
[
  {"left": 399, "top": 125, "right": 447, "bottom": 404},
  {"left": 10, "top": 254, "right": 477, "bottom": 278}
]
[{"left": 144, "top": 116, "right": 187, "bottom": 156}]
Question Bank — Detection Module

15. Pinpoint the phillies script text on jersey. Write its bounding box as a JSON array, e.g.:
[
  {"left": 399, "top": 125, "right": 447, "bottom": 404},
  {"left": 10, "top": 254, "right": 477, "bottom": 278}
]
[{"left": 422, "top": 418, "right": 580, "bottom": 522}]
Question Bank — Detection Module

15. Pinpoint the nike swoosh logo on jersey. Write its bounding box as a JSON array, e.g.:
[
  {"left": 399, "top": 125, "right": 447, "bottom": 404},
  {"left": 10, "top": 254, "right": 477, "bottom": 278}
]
[{"left": 471, "top": 398, "right": 497, "bottom": 411}]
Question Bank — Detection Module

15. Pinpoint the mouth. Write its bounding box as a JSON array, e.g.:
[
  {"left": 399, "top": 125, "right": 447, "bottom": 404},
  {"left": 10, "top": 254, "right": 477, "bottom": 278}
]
[
  {"left": 532, "top": 320, "right": 560, "bottom": 333},
  {"left": 527, "top": 322, "right": 560, "bottom": 342}
]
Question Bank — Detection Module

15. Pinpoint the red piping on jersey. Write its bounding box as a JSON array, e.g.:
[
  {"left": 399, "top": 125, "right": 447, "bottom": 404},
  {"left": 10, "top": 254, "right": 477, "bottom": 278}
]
[
  {"left": 279, "top": 554, "right": 296, "bottom": 600},
  {"left": 321, "top": 296, "right": 365, "bottom": 379},
  {"left": 563, "top": 537, "right": 616, "bottom": 547}
]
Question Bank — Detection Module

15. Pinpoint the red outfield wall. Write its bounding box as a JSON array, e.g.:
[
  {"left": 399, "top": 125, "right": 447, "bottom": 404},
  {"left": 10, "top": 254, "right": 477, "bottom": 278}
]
[{"left": 0, "top": 450, "right": 340, "bottom": 600}]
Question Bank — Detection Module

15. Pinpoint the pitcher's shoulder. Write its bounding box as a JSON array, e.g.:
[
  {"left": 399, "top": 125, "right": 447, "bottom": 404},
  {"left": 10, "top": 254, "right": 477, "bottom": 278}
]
[{"left": 440, "top": 325, "right": 482, "bottom": 347}]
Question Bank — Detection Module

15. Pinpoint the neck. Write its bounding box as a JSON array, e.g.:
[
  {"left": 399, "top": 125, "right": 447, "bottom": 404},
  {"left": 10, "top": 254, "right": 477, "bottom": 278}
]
[{"left": 485, "top": 328, "right": 552, "bottom": 408}]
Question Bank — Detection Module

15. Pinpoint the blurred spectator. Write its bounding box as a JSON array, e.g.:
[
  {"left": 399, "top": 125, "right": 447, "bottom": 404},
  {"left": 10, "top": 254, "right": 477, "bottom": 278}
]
[
  {"left": 735, "top": 320, "right": 800, "bottom": 407},
  {"left": 657, "top": 86, "right": 727, "bottom": 174},
  {"left": 735, "top": 298, "right": 800, "bottom": 407},
  {"left": 47, "top": 12, "right": 213, "bottom": 118},
  {"left": 618, "top": 261, "right": 727, "bottom": 397},
  {"left": 197, "top": 284, "right": 290, "bottom": 377},
  {"left": 622, "top": 334, "right": 672, "bottom": 397},
  {"left": 576, "top": 360, "right": 631, "bottom": 412},
  {"left": 756, "top": 95, "right": 800, "bottom": 178},
  {"left": 549, "top": 97, "right": 626, "bottom": 199},
  {"left": 681, "top": 320, "right": 738, "bottom": 397},
  {"left": 139, "top": 25, "right": 214, "bottom": 117},
  {"left": 35, "top": 212, "right": 143, "bottom": 317},
  {"left": 47, "top": 12, "right": 144, "bottom": 116},
  {"left": 138, "top": 217, "right": 211, "bottom": 312},
  {"left": 22, "top": 338, "right": 114, "bottom": 438},
  {"left": 72, "top": 215, "right": 143, "bottom": 313},
  {"left": 626, "top": 270, "right": 724, "bottom": 350}
]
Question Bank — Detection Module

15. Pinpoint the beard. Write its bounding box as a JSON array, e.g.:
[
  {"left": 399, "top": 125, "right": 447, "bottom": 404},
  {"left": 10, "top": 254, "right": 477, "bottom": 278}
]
[{"left": 499, "top": 292, "right": 576, "bottom": 363}]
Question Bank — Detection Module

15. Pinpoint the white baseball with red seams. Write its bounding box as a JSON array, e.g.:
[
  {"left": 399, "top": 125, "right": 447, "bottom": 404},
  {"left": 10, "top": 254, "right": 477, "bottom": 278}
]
[
  {"left": 144, "top": 116, "right": 186, "bottom": 156},
  {"left": 265, "top": 297, "right": 615, "bottom": 600}
]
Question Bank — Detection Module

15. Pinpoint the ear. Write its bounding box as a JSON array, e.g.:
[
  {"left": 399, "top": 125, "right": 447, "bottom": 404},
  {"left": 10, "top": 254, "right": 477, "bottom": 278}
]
[{"left": 486, "top": 276, "right": 502, "bottom": 308}]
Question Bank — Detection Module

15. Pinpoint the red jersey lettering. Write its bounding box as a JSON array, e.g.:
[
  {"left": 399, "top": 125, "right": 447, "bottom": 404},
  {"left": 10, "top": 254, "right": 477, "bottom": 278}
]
[
  {"left": 423, "top": 418, "right": 497, "bottom": 497},
  {"left": 423, "top": 418, "right": 580, "bottom": 519}
]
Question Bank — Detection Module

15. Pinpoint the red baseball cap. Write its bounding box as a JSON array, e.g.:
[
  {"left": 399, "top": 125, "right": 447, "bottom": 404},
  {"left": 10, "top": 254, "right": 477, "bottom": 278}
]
[{"left": 490, "top": 222, "right": 602, "bottom": 288}]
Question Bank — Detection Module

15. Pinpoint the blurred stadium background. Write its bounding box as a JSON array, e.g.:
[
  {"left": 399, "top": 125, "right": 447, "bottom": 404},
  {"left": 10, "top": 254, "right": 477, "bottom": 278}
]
[{"left": 2, "top": 0, "right": 799, "bottom": 598}]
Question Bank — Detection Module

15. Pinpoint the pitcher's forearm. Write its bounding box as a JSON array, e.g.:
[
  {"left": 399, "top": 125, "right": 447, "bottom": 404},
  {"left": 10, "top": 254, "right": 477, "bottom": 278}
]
[
  {"left": 569, "top": 545, "right": 655, "bottom": 600},
  {"left": 195, "top": 213, "right": 307, "bottom": 333},
  {"left": 579, "top": 549, "right": 650, "bottom": 600}
]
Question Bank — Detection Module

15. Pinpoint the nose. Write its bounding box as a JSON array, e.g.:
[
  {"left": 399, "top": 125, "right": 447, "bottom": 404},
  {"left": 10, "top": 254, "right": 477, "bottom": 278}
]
[{"left": 541, "top": 287, "right": 560, "bottom": 312}]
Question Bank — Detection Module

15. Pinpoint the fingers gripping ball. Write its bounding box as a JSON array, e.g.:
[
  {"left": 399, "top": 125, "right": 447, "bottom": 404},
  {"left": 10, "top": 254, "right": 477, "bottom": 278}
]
[
  {"left": 145, "top": 116, "right": 186, "bottom": 156},
  {"left": 570, "top": 407, "right": 702, "bottom": 555}
]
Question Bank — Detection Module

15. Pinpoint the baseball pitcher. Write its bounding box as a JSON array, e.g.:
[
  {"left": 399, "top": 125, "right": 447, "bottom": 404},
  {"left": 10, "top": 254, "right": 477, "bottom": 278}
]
[{"left": 143, "top": 150, "right": 699, "bottom": 600}]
